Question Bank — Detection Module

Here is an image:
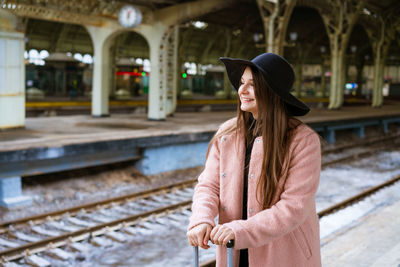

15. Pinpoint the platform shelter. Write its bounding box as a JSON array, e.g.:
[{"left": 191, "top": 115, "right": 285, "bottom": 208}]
[{"left": 1, "top": 0, "right": 400, "bottom": 129}]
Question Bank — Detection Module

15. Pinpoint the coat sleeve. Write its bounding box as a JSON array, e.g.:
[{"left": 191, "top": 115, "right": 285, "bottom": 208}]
[
  {"left": 187, "top": 138, "right": 221, "bottom": 230},
  {"left": 224, "top": 131, "right": 321, "bottom": 249}
]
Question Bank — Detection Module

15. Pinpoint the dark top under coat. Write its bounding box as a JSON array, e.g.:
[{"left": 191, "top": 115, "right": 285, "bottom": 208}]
[{"left": 239, "top": 117, "right": 256, "bottom": 267}]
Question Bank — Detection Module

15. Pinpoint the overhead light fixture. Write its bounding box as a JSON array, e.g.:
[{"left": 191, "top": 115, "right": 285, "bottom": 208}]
[
  {"left": 362, "top": 8, "right": 371, "bottom": 16},
  {"left": 39, "top": 50, "right": 49, "bottom": 59},
  {"left": 136, "top": 58, "right": 143, "bottom": 65},
  {"left": 74, "top": 53, "right": 83, "bottom": 61},
  {"left": 289, "top": 32, "right": 298, "bottom": 42},
  {"left": 253, "top": 33, "right": 263, "bottom": 43},
  {"left": 192, "top": 21, "right": 208, "bottom": 29},
  {"left": 233, "top": 29, "right": 241, "bottom": 36},
  {"left": 82, "top": 54, "right": 93, "bottom": 64}
]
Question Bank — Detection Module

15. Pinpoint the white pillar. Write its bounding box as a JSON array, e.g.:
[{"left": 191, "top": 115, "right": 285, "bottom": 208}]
[
  {"left": 147, "top": 23, "right": 168, "bottom": 120},
  {"left": 165, "top": 25, "right": 179, "bottom": 116},
  {"left": 140, "top": 23, "right": 178, "bottom": 120},
  {"left": 0, "top": 12, "right": 25, "bottom": 129},
  {"left": 86, "top": 26, "right": 118, "bottom": 117}
]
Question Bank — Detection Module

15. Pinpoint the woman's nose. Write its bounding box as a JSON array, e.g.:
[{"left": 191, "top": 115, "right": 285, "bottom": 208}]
[{"left": 239, "top": 84, "right": 247, "bottom": 94}]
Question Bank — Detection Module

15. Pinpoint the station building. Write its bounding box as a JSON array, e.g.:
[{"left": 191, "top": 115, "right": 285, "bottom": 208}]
[{"left": 0, "top": 0, "right": 399, "bottom": 129}]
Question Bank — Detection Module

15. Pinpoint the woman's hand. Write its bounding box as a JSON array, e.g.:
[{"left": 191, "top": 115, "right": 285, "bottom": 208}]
[
  {"left": 210, "top": 224, "right": 235, "bottom": 246},
  {"left": 187, "top": 223, "right": 212, "bottom": 249}
]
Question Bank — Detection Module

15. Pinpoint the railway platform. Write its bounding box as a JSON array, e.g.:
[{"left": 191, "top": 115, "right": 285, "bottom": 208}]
[
  {"left": 1, "top": 102, "right": 400, "bottom": 208},
  {"left": 321, "top": 192, "right": 400, "bottom": 266},
  {"left": 2, "top": 101, "right": 400, "bottom": 151}
]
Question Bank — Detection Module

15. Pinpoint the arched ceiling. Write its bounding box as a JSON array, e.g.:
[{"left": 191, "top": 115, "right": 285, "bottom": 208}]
[
  {"left": 20, "top": 0, "right": 400, "bottom": 65},
  {"left": 24, "top": 18, "right": 150, "bottom": 59},
  {"left": 25, "top": 19, "right": 93, "bottom": 54}
]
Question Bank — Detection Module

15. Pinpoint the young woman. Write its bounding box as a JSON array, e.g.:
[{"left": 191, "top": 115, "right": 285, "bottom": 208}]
[{"left": 187, "top": 53, "right": 321, "bottom": 267}]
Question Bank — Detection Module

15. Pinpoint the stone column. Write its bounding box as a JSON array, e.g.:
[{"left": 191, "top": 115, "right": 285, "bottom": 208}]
[
  {"left": 256, "top": 0, "right": 297, "bottom": 55},
  {"left": 165, "top": 25, "right": 179, "bottom": 116},
  {"left": 140, "top": 23, "right": 179, "bottom": 120},
  {"left": 143, "top": 0, "right": 230, "bottom": 119},
  {"left": 320, "top": 0, "right": 363, "bottom": 109},
  {"left": 146, "top": 23, "right": 168, "bottom": 120},
  {"left": 86, "top": 26, "right": 118, "bottom": 117},
  {"left": 0, "top": 10, "right": 25, "bottom": 129},
  {"left": 365, "top": 16, "right": 396, "bottom": 107},
  {"left": 0, "top": 10, "right": 32, "bottom": 208}
]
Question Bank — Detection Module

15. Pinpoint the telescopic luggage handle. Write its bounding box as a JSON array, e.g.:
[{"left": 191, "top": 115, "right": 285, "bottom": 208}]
[{"left": 193, "top": 240, "right": 234, "bottom": 267}]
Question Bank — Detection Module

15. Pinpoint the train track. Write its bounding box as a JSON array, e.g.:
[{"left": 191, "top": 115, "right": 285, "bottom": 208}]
[
  {"left": 321, "top": 132, "right": 400, "bottom": 167},
  {"left": 322, "top": 132, "right": 400, "bottom": 154},
  {"left": 1, "top": 135, "right": 399, "bottom": 266},
  {"left": 0, "top": 180, "right": 197, "bottom": 265}
]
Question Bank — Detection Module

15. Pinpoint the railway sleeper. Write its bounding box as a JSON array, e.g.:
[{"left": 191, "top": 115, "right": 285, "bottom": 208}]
[
  {"left": 31, "top": 226, "right": 60, "bottom": 237},
  {"left": 46, "top": 221, "right": 80, "bottom": 232},
  {"left": 121, "top": 225, "right": 139, "bottom": 236},
  {"left": 25, "top": 254, "right": 50, "bottom": 267},
  {"left": 104, "top": 230, "right": 127, "bottom": 243},
  {"left": 10, "top": 231, "right": 40, "bottom": 243},
  {"left": 152, "top": 196, "right": 176, "bottom": 206},
  {"left": 66, "top": 217, "right": 95, "bottom": 228},
  {"left": 180, "top": 209, "right": 192, "bottom": 217},
  {"left": 69, "top": 242, "right": 89, "bottom": 253},
  {"left": 90, "top": 236, "right": 113, "bottom": 247},
  {"left": 110, "top": 205, "right": 133, "bottom": 215},
  {"left": 126, "top": 201, "right": 146, "bottom": 211},
  {"left": 140, "top": 221, "right": 162, "bottom": 230},
  {"left": 168, "top": 192, "right": 191, "bottom": 202},
  {"left": 47, "top": 247, "right": 73, "bottom": 261},
  {"left": 136, "top": 199, "right": 159, "bottom": 208},
  {"left": 135, "top": 227, "right": 153, "bottom": 235},
  {"left": 3, "top": 262, "right": 21, "bottom": 267},
  {"left": 0, "top": 237, "right": 19, "bottom": 248},
  {"left": 168, "top": 213, "right": 187, "bottom": 222},
  {"left": 81, "top": 214, "right": 111, "bottom": 224},
  {"left": 97, "top": 208, "right": 121, "bottom": 218},
  {"left": 164, "top": 217, "right": 183, "bottom": 228},
  {"left": 181, "top": 187, "right": 195, "bottom": 194}
]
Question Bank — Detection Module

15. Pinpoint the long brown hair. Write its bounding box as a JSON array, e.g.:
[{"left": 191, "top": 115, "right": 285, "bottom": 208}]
[{"left": 207, "top": 66, "right": 301, "bottom": 209}]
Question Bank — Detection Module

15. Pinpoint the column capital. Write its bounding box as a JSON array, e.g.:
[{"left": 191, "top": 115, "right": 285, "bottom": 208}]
[
  {"left": 0, "top": 9, "right": 23, "bottom": 33},
  {"left": 256, "top": 0, "right": 297, "bottom": 55},
  {"left": 0, "top": 30, "right": 24, "bottom": 39}
]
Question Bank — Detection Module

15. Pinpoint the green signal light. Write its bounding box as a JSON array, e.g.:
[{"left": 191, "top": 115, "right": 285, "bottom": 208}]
[
  {"left": 141, "top": 72, "right": 146, "bottom": 77},
  {"left": 182, "top": 73, "right": 187, "bottom": 78}
]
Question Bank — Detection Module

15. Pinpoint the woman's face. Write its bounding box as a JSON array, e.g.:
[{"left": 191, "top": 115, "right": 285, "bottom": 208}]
[{"left": 238, "top": 67, "right": 258, "bottom": 119}]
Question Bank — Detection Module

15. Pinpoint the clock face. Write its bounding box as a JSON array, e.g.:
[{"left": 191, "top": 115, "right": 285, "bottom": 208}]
[{"left": 118, "top": 5, "right": 142, "bottom": 28}]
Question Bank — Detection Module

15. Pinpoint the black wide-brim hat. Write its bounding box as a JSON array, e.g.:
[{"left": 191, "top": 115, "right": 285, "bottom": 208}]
[{"left": 220, "top": 53, "right": 310, "bottom": 116}]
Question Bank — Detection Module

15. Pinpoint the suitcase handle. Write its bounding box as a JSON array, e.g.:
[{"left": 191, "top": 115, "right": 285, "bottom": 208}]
[{"left": 193, "top": 240, "right": 234, "bottom": 267}]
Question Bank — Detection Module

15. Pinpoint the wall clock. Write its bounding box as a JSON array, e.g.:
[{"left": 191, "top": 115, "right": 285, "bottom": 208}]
[{"left": 118, "top": 5, "right": 142, "bottom": 28}]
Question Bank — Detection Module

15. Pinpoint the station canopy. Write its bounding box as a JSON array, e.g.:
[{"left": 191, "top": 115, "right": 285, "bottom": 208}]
[{"left": 20, "top": 0, "right": 400, "bottom": 66}]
